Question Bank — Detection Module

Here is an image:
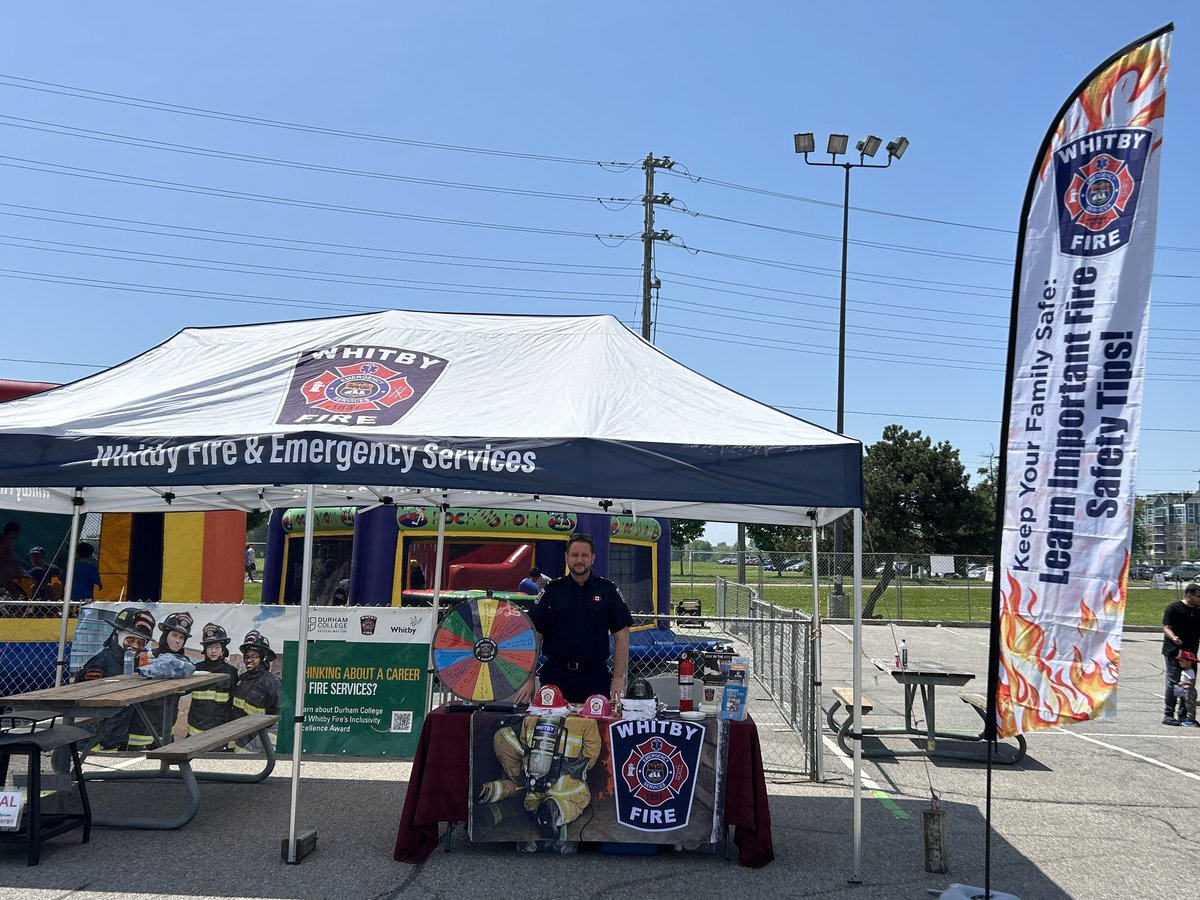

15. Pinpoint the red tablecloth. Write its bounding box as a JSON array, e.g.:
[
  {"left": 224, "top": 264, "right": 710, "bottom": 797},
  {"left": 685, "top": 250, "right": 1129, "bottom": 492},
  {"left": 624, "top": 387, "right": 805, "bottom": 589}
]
[{"left": 393, "top": 707, "right": 774, "bottom": 868}]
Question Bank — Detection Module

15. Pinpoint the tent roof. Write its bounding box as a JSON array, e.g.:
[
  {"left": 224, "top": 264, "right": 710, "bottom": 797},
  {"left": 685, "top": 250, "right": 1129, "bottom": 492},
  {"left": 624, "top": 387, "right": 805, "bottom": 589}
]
[{"left": 0, "top": 310, "right": 862, "bottom": 525}]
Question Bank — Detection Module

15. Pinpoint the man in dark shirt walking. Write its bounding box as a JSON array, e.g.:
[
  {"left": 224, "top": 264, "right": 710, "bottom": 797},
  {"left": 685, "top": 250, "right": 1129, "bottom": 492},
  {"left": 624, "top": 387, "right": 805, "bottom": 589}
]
[
  {"left": 518, "top": 533, "right": 631, "bottom": 705},
  {"left": 1162, "top": 582, "right": 1200, "bottom": 725}
]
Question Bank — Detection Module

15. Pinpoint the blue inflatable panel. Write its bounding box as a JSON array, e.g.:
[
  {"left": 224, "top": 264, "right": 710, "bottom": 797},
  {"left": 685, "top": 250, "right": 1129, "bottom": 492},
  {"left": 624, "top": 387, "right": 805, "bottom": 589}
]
[{"left": 0, "top": 640, "right": 68, "bottom": 695}]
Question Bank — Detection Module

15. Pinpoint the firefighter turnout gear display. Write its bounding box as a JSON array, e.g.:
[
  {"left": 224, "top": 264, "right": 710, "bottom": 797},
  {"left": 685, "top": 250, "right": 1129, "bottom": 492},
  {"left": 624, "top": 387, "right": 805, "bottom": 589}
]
[
  {"left": 475, "top": 713, "right": 601, "bottom": 839},
  {"left": 468, "top": 710, "right": 728, "bottom": 848}
]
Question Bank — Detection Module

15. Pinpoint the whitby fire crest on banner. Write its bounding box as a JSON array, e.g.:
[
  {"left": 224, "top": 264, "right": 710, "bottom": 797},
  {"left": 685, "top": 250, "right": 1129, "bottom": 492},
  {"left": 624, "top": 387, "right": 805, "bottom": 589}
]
[{"left": 989, "top": 26, "right": 1171, "bottom": 738}]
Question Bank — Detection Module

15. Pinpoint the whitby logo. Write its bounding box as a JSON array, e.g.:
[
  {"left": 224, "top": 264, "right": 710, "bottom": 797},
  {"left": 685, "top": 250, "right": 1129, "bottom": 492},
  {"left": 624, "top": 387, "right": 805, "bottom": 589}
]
[
  {"left": 278, "top": 345, "right": 449, "bottom": 427},
  {"left": 610, "top": 719, "right": 704, "bottom": 832},
  {"left": 1054, "top": 128, "right": 1151, "bottom": 256}
]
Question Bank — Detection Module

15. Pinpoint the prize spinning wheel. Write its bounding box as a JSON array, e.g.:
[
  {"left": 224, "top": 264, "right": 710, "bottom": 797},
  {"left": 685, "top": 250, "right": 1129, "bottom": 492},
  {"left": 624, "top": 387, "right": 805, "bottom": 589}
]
[{"left": 432, "top": 598, "right": 538, "bottom": 701}]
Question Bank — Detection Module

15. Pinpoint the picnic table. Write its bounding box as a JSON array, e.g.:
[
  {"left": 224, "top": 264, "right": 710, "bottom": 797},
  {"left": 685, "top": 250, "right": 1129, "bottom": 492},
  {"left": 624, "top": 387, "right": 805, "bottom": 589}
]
[
  {"left": 1, "top": 673, "right": 278, "bottom": 828},
  {"left": 827, "top": 660, "right": 1026, "bottom": 763}
]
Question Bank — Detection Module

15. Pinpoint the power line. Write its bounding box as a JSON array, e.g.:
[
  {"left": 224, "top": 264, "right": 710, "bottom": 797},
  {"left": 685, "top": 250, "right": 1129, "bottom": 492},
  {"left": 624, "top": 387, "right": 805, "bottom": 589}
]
[
  {"left": 0, "top": 203, "right": 639, "bottom": 277},
  {"left": 663, "top": 167, "right": 1200, "bottom": 255},
  {"left": 0, "top": 114, "right": 635, "bottom": 205},
  {"left": 0, "top": 74, "right": 633, "bottom": 167},
  {"left": 0, "top": 156, "right": 636, "bottom": 241},
  {"left": 0, "top": 234, "right": 638, "bottom": 298}
]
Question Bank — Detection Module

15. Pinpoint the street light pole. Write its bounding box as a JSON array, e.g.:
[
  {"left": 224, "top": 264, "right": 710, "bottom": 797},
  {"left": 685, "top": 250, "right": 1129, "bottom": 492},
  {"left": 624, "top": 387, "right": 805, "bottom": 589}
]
[{"left": 794, "top": 132, "right": 909, "bottom": 576}]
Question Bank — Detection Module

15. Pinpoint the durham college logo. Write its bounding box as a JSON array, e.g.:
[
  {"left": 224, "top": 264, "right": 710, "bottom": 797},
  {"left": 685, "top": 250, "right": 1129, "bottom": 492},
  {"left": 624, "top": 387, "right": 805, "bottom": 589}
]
[
  {"left": 1054, "top": 128, "right": 1151, "bottom": 256},
  {"left": 278, "top": 345, "right": 449, "bottom": 427},
  {"left": 610, "top": 719, "right": 704, "bottom": 832}
]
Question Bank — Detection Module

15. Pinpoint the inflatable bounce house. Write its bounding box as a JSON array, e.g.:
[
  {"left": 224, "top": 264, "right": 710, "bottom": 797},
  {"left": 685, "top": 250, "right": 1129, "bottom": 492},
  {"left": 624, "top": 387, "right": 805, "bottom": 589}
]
[
  {"left": 0, "top": 510, "right": 245, "bottom": 695},
  {"left": 261, "top": 505, "right": 726, "bottom": 675}
]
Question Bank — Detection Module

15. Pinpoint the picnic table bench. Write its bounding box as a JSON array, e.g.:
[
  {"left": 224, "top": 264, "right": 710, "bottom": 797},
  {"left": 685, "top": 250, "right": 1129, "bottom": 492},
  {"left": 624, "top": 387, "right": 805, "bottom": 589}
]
[
  {"left": 87, "top": 714, "right": 279, "bottom": 829},
  {"left": 827, "top": 686, "right": 875, "bottom": 755}
]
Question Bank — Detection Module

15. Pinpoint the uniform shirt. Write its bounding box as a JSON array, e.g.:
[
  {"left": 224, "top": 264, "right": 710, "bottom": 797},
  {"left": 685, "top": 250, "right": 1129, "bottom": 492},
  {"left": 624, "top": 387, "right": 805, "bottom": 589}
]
[
  {"left": 529, "top": 573, "right": 632, "bottom": 665},
  {"left": 1162, "top": 600, "right": 1200, "bottom": 655}
]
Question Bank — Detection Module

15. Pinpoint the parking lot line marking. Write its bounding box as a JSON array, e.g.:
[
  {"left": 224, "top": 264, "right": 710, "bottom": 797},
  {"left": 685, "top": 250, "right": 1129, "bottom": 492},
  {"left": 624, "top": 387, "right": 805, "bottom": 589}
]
[
  {"left": 821, "top": 735, "right": 911, "bottom": 821},
  {"left": 1060, "top": 729, "right": 1200, "bottom": 781},
  {"left": 937, "top": 626, "right": 989, "bottom": 647}
]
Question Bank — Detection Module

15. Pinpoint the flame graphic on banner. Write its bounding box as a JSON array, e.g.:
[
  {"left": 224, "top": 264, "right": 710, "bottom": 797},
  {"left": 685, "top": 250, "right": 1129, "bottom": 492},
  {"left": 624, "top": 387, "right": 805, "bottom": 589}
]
[
  {"left": 996, "top": 555, "right": 1127, "bottom": 738},
  {"left": 1038, "top": 40, "right": 1169, "bottom": 181}
]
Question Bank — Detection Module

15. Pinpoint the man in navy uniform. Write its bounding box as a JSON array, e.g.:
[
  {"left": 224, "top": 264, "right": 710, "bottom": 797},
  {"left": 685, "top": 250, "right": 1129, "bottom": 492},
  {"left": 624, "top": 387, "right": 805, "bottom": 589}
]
[{"left": 517, "top": 533, "right": 631, "bottom": 705}]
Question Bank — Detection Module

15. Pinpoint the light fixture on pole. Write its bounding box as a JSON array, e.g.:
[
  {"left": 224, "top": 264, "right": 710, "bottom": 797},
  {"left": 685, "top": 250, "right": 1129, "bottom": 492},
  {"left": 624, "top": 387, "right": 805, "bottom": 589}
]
[{"left": 793, "top": 131, "right": 909, "bottom": 577}]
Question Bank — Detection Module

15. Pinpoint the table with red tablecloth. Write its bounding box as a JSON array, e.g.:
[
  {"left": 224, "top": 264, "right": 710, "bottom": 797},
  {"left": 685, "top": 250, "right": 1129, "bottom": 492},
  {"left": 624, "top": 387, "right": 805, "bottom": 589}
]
[{"left": 393, "top": 706, "right": 774, "bottom": 868}]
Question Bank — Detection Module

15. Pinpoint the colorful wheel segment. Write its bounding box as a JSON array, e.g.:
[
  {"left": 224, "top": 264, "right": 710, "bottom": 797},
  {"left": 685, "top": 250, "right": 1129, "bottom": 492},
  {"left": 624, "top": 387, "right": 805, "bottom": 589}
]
[{"left": 432, "top": 598, "right": 538, "bottom": 701}]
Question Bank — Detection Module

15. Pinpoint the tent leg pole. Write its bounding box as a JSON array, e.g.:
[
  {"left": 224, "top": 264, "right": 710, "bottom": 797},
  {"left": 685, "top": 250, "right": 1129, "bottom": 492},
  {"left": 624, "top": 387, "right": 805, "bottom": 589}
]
[
  {"left": 286, "top": 484, "right": 317, "bottom": 864},
  {"left": 55, "top": 489, "right": 84, "bottom": 686},
  {"left": 425, "top": 495, "right": 448, "bottom": 713},
  {"left": 851, "top": 509, "right": 863, "bottom": 883}
]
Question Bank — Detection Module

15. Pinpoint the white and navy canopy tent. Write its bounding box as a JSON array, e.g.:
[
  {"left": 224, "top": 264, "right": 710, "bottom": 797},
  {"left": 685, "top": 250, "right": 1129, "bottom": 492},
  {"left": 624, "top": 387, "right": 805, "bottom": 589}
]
[{"left": 0, "top": 310, "right": 869, "bottom": 869}]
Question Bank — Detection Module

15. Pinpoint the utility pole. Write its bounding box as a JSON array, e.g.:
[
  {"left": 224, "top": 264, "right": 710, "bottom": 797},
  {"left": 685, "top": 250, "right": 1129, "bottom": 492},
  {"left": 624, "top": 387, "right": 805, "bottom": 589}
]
[{"left": 641, "top": 153, "right": 675, "bottom": 340}]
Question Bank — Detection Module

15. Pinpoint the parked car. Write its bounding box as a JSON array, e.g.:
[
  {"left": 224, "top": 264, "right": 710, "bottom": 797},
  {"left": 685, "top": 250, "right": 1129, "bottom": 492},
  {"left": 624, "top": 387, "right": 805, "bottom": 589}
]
[
  {"left": 966, "top": 564, "right": 989, "bottom": 579},
  {"left": 785, "top": 561, "right": 808, "bottom": 572},
  {"left": 1163, "top": 564, "right": 1200, "bottom": 582},
  {"left": 1128, "top": 565, "right": 1158, "bottom": 580},
  {"left": 716, "top": 556, "right": 737, "bottom": 565}
]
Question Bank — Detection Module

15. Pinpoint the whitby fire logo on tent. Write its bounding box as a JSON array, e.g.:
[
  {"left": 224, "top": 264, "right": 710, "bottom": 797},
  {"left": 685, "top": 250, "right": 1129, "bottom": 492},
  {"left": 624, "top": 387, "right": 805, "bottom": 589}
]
[{"left": 278, "top": 345, "right": 449, "bottom": 427}]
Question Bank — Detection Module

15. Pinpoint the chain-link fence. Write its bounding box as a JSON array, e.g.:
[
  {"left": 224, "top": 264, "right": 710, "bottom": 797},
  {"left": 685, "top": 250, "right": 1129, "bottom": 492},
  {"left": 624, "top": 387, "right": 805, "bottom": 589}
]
[
  {"left": 674, "top": 549, "right": 1193, "bottom": 626},
  {"left": 0, "top": 599, "right": 80, "bottom": 696}
]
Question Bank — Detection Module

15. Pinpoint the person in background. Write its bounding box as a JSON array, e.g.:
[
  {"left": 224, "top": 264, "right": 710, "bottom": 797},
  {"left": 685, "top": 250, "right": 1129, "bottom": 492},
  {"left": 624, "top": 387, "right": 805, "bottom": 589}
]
[
  {"left": 1174, "top": 650, "right": 1198, "bottom": 727},
  {"left": 244, "top": 544, "right": 257, "bottom": 583},
  {"left": 230, "top": 629, "right": 280, "bottom": 751},
  {"left": 517, "top": 567, "right": 542, "bottom": 595},
  {"left": 129, "top": 611, "right": 194, "bottom": 749},
  {"left": 70, "top": 541, "right": 102, "bottom": 601},
  {"left": 74, "top": 606, "right": 156, "bottom": 750},
  {"left": 188, "top": 623, "right": 238, "bottom": 735},
  {"left": 26, "top": 546, "right": 63, "bottom": 599},
  {"left": 408, "top": 558, "right": 426, "bottom": 590},
  {"left": 1162, "top": 582, "right": 1200, "bottom": 726},
  {"left": 0, "top": 521, "right": 28, "bottom": 599}
]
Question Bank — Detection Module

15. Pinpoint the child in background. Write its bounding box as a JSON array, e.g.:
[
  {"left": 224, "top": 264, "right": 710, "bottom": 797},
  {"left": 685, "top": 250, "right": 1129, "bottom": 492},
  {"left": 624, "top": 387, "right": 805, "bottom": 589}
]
[{"left": 1175, "top": 650, "right": 1198, "bottom": 727}]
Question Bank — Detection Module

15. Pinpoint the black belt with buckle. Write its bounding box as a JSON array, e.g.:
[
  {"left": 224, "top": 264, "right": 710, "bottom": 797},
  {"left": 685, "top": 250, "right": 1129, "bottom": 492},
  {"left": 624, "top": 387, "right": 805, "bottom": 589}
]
[{"left": 550, "top": 659, "right": 595, "bottom": 672}]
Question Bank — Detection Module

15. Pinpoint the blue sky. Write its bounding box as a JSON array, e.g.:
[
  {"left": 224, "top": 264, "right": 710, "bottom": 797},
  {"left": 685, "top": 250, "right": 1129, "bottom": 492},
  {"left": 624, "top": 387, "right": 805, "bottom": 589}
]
[{"left": 0, "top": 4, "right": 1194, "bottom": 546}]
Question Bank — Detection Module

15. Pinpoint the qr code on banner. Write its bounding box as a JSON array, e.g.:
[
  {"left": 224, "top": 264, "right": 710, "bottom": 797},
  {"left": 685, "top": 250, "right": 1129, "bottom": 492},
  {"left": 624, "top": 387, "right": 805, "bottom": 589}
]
[{"left": 390, "top": 711, "right": 413, "bottom": 733}]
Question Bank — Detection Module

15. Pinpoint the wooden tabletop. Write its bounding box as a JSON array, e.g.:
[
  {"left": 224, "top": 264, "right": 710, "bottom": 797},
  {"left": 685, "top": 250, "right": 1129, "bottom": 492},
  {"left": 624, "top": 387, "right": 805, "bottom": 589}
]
[
  {"left": 872, "top": 658, "right": 975, "bottom": 685},
  {"left": 0, "top": 672, "right": 229, "bottom": 710}
]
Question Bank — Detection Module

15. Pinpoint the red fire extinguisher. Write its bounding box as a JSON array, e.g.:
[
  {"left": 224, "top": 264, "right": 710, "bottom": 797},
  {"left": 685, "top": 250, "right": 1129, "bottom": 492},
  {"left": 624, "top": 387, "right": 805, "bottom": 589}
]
[{"left": 678, "top": 652, "right": 695, "bottom": 712}]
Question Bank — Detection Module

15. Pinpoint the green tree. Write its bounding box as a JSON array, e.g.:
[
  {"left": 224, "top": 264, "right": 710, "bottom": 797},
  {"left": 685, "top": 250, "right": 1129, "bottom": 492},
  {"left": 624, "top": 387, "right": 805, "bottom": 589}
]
[
  {"left": 1131, "top": 496, "right": 1149, "bottom": 560},
  {"left": 670, "top": 519, "right": 706, "bottom": 574},
  {"left": 745, "top": 524, "right": 804, "bottom": 576},
  {"left": 864, "top": 425, "right": 989, "bottom": 553}
]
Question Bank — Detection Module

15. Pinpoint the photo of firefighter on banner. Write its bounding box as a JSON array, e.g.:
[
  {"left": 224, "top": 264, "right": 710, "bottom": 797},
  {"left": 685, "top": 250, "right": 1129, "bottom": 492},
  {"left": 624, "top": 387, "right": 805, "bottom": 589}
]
[{"left": 468, "top": 697, "right": 728, "bottom": 847}]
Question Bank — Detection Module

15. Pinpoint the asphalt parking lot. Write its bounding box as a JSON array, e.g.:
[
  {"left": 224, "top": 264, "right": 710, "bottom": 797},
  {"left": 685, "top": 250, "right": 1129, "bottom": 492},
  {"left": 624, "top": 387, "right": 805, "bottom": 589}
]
[{"left": 1, "top": 621, "right": 1194, "bottom": 899}]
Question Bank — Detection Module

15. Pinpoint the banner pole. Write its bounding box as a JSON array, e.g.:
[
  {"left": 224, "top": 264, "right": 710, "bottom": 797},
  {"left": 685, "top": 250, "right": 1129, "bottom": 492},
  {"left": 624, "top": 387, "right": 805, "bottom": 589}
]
[
  {"left": 810, "top": 517, "right": 823, "bottom": 783},
  {"left": 850, "top": 509, "right": 862, "bottom": 883}
]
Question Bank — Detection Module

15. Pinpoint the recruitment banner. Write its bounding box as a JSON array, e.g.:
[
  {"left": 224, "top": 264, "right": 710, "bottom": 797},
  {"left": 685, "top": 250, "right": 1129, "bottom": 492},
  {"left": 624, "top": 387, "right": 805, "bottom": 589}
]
[
  {"left": 81, "top": 601, "right": 432, "bottom": 756},
  {"left": 278, "top": 605, "right": 433, "bottom": 756},
  {"left": 990, "top": 26, "right": 1171, "bottom": 737},
  {"left": 468, "top": 712, "right": 726, "bottom": 846},
  {"left": 277, "top": 639, "right": 428, "bottom": 756}
]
